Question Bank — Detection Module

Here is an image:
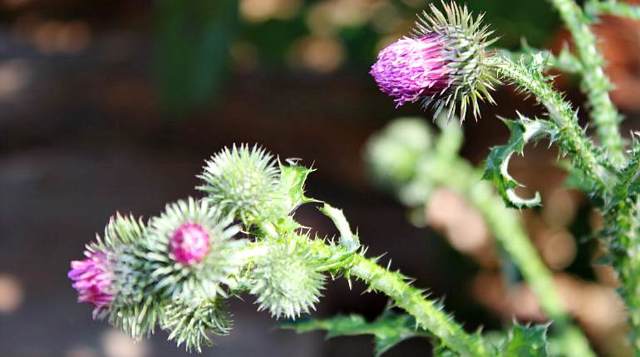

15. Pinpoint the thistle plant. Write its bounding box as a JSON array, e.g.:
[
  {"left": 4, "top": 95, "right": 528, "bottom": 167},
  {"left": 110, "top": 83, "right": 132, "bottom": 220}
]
[{"left": 69, "top": 0, "right": 640, "bottom": 355}]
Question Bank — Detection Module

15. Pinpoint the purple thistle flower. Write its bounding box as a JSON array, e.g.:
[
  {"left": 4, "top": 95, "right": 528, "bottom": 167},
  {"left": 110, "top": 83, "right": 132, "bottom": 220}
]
[
  {"left": 369, "top": 2, "right": 498, "bottom": 119},
  {"left": 170, "top": 222, "right": 211, "bottom": 265},
  {"left": 370, "top": 35, "right": 450, "bottom": 108},
  {"left": 68, "top": 250, "right": 114, "bottom": 318}
]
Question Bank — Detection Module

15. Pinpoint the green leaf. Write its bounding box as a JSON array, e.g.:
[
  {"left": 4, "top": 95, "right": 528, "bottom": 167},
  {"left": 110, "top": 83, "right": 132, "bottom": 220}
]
[
  {"left": 483, "top": 115, "right": 557, "bottom": 208},
  {"left": 501, "top": 323, "right": 549, "bottom": 357},
  {"left": 278, "top": 161, "right": 315, "bottom": 213},
  {"left": 282, "top": 310, "right": 430, "bottom": 356}
]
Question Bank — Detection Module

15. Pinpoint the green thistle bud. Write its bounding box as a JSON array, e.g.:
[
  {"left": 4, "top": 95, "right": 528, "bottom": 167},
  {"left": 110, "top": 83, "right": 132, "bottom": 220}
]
[
  {"left": 250, "top": 235, "right": 326, "bottom": 319},
  {"left": 198, "top": 144, "right": 286, "bottom": 227},
  {"left": 144, "top": 198, "right": 245, "bottom": 302}
]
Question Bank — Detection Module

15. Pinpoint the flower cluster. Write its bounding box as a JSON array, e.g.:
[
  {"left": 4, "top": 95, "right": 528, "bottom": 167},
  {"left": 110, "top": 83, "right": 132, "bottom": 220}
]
[{"left": 68, "top": 145, "right": 326, "bottom": 352}]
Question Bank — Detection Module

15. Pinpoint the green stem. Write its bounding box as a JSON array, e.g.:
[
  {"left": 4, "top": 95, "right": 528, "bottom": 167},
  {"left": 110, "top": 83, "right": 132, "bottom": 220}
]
[
  {"left": 247, "top": 235, "right": 491, "bottom": 355},
  {"left": 497, "top": 48, "right": 583, "bottom": 74},
  {"left": 606, "top": 199, "right": 640, "bottom": 353},
  {"left": 607, "top": 145, "right": 640, "bottom": 354},
  {"left": 346, "top": 250, "right": 490, "bottom": 356},
  {"left": 548, "top": 0, "right": 625, "bottom": 167},
  {"left": 422, "top": 154, "right": 594, "bottom": 357},
  {"left": 490, "top": 55, "right": 611, "bottom": 192}
]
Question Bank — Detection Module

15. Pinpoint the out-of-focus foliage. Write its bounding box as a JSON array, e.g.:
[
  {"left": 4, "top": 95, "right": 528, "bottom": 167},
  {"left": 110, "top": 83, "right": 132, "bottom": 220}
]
[{"left": 155, "top": 0, "right": 238, "bottom": 115}]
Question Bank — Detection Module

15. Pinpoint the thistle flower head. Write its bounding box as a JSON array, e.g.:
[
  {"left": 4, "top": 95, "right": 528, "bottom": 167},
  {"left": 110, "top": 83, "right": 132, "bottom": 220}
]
[
  {"left": 170, "top": 222, "right": 210, "bottom": 265},
  {"left": 250, "top": 235, "right": 325, "bottom": 319},
  {"left": 370, "top": 1, "right": 497, "bottom": 119},
  {"left": 78, "top": 214, "right": 163, "bottom": 338},
  {"left": 198, "top": 144, "right": 284, "bottom": 227},
  {"left": 371, "top": 35, "right": 449, "bottom": 107},
  {"left": 68, "top": 249, "right": 115, "bottom": 318},
  {"left": 144, "top": 198, "right": 244, "bottom": 301}
]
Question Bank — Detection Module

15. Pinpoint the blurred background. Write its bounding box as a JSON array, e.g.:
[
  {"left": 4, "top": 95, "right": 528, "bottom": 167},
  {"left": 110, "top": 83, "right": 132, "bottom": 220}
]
[{"left": 1, "top": 0, "right": 640, "bottom": 356}]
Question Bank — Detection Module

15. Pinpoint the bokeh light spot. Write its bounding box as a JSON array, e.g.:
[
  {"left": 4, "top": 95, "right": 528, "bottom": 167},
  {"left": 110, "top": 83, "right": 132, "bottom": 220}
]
[{"left": 0, "top": 273, "right": 24, "bottom": 314}]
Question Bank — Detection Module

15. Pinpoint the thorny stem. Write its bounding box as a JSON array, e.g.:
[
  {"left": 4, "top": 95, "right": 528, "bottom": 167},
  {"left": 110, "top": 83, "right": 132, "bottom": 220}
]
[
  {"left": 547, "top": 0, "right": 626, "bottom": 167},
  {"left": 251, "top": 222, "right": 488, "bottom": 355},
  {"left": 605, "top": 198, "right": 640, "bottom": 354},
  {"left": 347, "top": 253, "right": 490, "bottom": 356},
  {"left": 489, "top": 55, "right": 611, "bottom": 192},
  {"left": 605, "top": 145, "right": 640, "bottom": 354},
  {"left": 330, "top": 246, "right": 490, "bottom": 356},
  {"left": 498, "top": 48, "right": 583, "bottom": 74}
]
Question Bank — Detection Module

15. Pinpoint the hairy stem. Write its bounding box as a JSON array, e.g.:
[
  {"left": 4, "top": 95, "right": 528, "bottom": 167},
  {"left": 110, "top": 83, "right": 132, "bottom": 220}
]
[
  {"left": 606, "top": 198, "right": 640, "bottom": 353},
  {"left": 243, "top": 234, "right": 489, "bottom": 355},
  {"left": 345, "top": 250, "right": 490, "bottom": 356},
  {"left": 422, "top": 154, "right": 595, "bottom": 357},
  {"left": 548, "top": 0, "right": 625, "bottom": 167},
  {"left": 489, "top": 55, "right": 611, "bottom": 192},
  {"left": 497, "top": 48, "right": 583, "bottom": 74},
  {"left": 605, "top": 146, "right": 640, "bottom": 353}
]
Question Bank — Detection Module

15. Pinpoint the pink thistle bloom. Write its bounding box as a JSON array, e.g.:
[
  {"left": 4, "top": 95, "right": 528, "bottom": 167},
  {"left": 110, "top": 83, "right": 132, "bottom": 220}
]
[
  {"left": 370, "top": 34, "right": 450, "bottom": 108},
  {"left": 170, "top": 222, "right": 211, "bottom": 265},
  {"left": 68, "top": 250, "right": 114, "bottom": 318}
]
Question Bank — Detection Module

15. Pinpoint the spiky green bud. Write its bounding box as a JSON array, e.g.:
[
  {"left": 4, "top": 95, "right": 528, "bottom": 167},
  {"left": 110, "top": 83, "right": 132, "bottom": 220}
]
[
  {"left": 250, "top": 235, "right": 326, "bottom": 319},
  {"left": 198, "top": 144, "right": 288, "bottom": 227}
]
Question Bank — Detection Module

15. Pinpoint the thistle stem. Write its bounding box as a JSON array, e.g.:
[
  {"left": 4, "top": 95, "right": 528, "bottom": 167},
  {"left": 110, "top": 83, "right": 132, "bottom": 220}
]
[
  {"left": 489, "top": 55, "right": 611, "bottom": 192},
  {"left": 239, "top": 236, "right": 488, "bottom": 355},
  {"left": 606, "top": 199, "right": 640, "bottom": 353},
  {"left": 606, "top": 147, "right": 640, "bottom": 353},
  {"left": 548, "top": 0, "right": 626, "bottom": 167},
  {"left": 341, "top": 248, "right": 490, "bottom": 356}
]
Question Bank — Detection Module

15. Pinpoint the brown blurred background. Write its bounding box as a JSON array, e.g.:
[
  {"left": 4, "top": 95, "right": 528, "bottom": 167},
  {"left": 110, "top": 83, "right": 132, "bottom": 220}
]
[{"left": 1, "top": 0, "right": 640, "bottom": 356}]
